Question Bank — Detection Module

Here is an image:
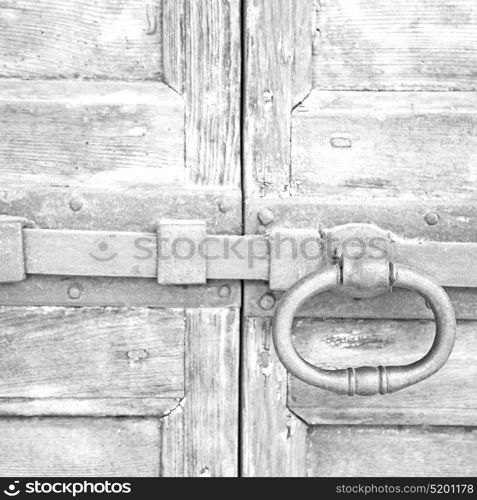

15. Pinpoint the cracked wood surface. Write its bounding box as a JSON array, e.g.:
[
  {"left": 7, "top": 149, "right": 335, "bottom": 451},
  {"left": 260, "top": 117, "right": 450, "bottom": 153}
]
[
  {"left": 242, "top": 318, "right": 307, "bottom": 477},
  {"left": 162, "top": 309, "right": 239, "bottom": 477}
]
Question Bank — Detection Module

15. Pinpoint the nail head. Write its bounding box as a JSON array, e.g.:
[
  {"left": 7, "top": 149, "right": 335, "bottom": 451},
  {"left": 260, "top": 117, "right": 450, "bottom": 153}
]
[
  {"left": 67, "top": 284, "right": 82, "bottom": 300},
  {"left": 258, "top": 209, "right": 274, "bottom": 226},
  {"left": 259, "top": 293, "right": 276, "bottom": 311},
  {"left": 425, "top": 212, "right": 440, "bottom": 226}
]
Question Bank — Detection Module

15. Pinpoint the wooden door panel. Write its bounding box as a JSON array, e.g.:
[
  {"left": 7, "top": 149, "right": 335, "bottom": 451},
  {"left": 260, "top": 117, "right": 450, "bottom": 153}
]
[
  {"left": 0, "top": 418, "right": 161, "bottom": 477},
  {"left": 0, "top": 81, "right": 184, "bottom": 188},
  {"left": 243, "top": 0, "right": 477, "bottom": 477},
  {"left": 290, "top": 319, "right": 477, "bottom": 426},
  {"left": 308, "top": 427, "right": 477, "bottom": 477},
  {"left": 313, "top": 0, "right": 477, "bottom": 90},
  {"left": 0, "top": 307, "right": 184, "bottom": 400},
  {"left": 292, "top": 91, "right": 477, "bottom": 199},
  {"left": 243, "top": 318, "right": 477, "bottom": 477},
  {"left": 0, "top": 0, "right": 241, "bottom": 477},
  {"left": 0, "top": 307, "right": 239, "bottom": 476},
  {"left": 0, "top": 0, "right": 163, "bottom": 80}
]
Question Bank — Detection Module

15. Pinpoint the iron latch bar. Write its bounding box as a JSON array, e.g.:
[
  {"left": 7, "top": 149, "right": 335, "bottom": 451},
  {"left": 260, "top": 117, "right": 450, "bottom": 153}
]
[{"left": 1, "top": 219, "right": 477, "bottom": 289}]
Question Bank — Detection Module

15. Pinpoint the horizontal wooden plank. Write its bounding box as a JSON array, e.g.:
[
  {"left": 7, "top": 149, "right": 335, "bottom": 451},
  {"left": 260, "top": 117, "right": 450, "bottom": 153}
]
[
  {"left": 246, "top": 283, "right": 477, "bottom": 320},
  {"left": 248, "top": 199, "right": 477, "bottom": 243},
  {"left": 289, "top": 319, "right": 477, "bottom": 425},
  {"left": 0, "top": 307, "right": 184, "bottom": 399},
  {"left": 0, "top": 0, "right": 162, "bottom": 79},
  {"left": 0, "top": 398, "right": 179, "bottom": 417},
  {"left": 313, "top": 0, "right": 477, "bottom": 90},
  {"left": 308, "top": 426, "right": 477, "bottom": 477},
  {"left": 0, "top": 277, "right": 240, "bottom": 308},
  {"left": 292, "top": 91, "right": 477, "bottom": 198},
  {"left": 0, "top": 80, "right": 184, "bottom": 188},
  {"left": 0, "top": 418, "right": 160, "bottom": 476},
  {"left": 0, "top": 187, "right": 242, "bottom": 233}
]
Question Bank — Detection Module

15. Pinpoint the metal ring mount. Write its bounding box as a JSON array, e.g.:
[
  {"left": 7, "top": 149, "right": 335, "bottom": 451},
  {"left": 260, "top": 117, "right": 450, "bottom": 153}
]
[{"left": 272, "top": 264, "right": 457, "bottom": 396}]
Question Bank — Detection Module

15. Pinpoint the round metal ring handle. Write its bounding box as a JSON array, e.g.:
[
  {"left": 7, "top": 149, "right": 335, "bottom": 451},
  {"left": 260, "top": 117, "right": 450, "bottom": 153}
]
[{"left": 272, "top": 264, "right": 457, "bottom": 396}]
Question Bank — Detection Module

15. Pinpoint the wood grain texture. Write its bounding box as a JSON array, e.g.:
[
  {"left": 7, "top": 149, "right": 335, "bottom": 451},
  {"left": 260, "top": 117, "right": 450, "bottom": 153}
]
[
  {"left": 161, "top": 309, "right": 239, "bottom": 477},
  {"left": 0, "top": 398, "right": 179, "bottom": 417},
  {"left": 0, "top": 307, "right": 184, "bottom": 400},
  {"left": 308, "top": 426, "right": 477, "bottom": 477},
  {"left": 0, "top": 80, "right": 184, "bottom": 189},
  {"left": 246, "top": 283, "right": 477, "bottom": 321},
  {"left": 184, "top": 309, "right": 239, "bottom": 477},
  {"left": 242, "top": 318, "right": 307, "bottom": 477},
  {"left": 0, "top": 418, "right": 161, "bottom": 477},
  {"left": 292, "top": 91, "right": 477, "bottom": 199},
  {"left": 247, "top": 198, "right": 477, "bottom": 243},
  {"left": 0, "top": 0, "right": 162, "bottom": 80},
  {"left": 163, "top": 0, "right": 241, "bottom": 186},
  {"left": 313, "top": 0, "right": 477, "bottom": 90},
  {"left": 244, "top": 0, "right": 315, "bottom": 197},
  {"left": 289, "top": 319, "right": 477, "bottom": 425}
]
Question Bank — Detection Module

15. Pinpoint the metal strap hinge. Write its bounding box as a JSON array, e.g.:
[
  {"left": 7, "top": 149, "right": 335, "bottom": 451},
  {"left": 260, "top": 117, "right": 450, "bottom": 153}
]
[{"left": 0, "top": 218, "right": 477, "bottom": 289}]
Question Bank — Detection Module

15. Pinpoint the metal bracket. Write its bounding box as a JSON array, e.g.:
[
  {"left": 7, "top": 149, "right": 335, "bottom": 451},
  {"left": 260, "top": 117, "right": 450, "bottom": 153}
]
[
  {"left": 0, "top": 216, "right": 28, "bottom": 283},
  {"left": 157, "top": 220, "right": 207, "bottom": 285}
]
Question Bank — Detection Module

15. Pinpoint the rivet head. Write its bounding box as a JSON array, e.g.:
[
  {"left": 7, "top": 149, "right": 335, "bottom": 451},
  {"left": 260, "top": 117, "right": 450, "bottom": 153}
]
[
  {"left": 69, "top": 197, "right": 84, "bottom": 212},
  {"left": 259, "top": 293, "right": 276, "bottom": 311},
  {"left": 67, "top": 284, "right": 83, "bottom": 300},
  {"left": 258, "top": 209, "right": 274, "bottom": 226},
  {"left": 127, "top": 349, "right": 149, "bottom": 361},
  {"left": 218, "top": 285, "right": 232, "bottom": 299},
  {"left": 425, "top": 212, "right": 440, "bottom": 226},
  {"left": 218, "top": 201, "right": 231, "bottom": 214}
]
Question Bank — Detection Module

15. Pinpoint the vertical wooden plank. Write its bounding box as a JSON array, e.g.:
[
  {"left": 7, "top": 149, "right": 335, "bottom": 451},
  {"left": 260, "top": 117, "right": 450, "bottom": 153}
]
[
  {"left": 242, "top": 318, "right": 307, "bottom": 477},
  {"left": 163, "top": 0, "right": 241, "bottom": 186},
  {"left": 242, "top": 0, "right": 315, "bottom": 477},
  {"left": 162, "top": 309, "right": 239, "bottom": 477},
  {"left": 160, "top": 402, "right": 185, "bottom": 477},
  {"left": 244, "top": 0, "right": 315, "bottom": 197},
  {"left": 162, "top": 0, "right": 186, "bottom": 93},
  {"left": 185, "top": 309, "right": 239, "bottom": 477}
]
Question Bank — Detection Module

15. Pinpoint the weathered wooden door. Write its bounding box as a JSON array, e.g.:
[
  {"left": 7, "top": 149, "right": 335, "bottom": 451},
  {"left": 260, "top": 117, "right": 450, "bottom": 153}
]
[
  {"left": 2, "top": 0, "right": 477, "bottom": 479},
  {"left": 0, "top": 0, "right": 240, "bottom": 476},
  {"left": 242, "top": 0, "right": 477, "bottom": 477}
]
